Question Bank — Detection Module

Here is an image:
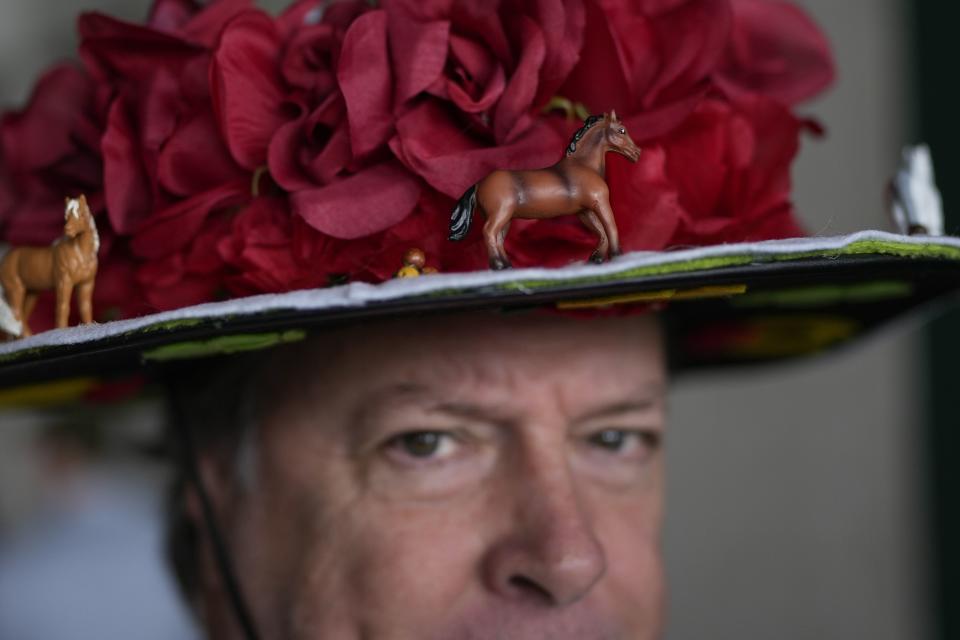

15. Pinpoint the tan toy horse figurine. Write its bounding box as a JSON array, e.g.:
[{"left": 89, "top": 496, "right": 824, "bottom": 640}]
[
  {"left": 0, "top": 195, "right": 99, "bottom": 338},
  {"left": 449, "top": 111, "right": 641, "bottom": 269}
]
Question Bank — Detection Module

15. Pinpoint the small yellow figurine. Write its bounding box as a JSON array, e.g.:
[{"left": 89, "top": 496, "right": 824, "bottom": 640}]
[
  {"left": 396, "top": 265, "right": 420, "bottom": 278},
  {"left": 395, "top": 248, "right": 437, "bottom": 278}
]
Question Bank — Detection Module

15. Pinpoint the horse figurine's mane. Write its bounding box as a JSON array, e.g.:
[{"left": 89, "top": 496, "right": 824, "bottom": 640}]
[
  {"left": 565, "top": 115, "right": 604, "bottom": 156},
  {"left": 65, "top": 196, "right": 100, "bottom": 253},
  {"left": 66, "top": 198, "right": 81, "bottom": 219}
]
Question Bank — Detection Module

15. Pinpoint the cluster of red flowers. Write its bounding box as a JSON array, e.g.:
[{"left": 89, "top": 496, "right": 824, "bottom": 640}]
[{"left": 0, "top": 0, "right": 833, "bottom": 323}]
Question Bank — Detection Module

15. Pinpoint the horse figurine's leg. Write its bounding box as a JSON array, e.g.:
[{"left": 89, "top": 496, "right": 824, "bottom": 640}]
[
  {"left": 482, "top": 219, "right": 501, "bottom": 269},
  {"left": 483, "top": 207, "right": 513, "bottom": 270},
  {"left": 578, "top": 210, "right": 609, "bottom": 264},
  {"left": 76, "top": 281, "right": 94, "bottom": 324},
  {"left": 55, "top": 279, "right": 75, "bottom": 328},
  {"left": 22, "top": 294, "right": 37, "bottom": 332},
  {"left": 496, "top": 223, "right": 512, "bottom": 269},
  {"left": 2, "top": 279, "right": 28, "bottom": 336},
  {"left": 590, "top": 196, "right": 622, "bottom": 259}
]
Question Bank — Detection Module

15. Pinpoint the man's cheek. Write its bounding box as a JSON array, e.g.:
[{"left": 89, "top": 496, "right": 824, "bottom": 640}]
[
  {"left": 595, "top": 500, "right": 665, "bottom": 636},
  {"left": 611, "top": 551, "right": 665, "bottom": 640},
  {"left": 296, "top": 501, "right": 487, "bottom": 634}
]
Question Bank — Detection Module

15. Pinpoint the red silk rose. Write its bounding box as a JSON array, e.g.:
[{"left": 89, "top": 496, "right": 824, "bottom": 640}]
[
  {"left": 210, "top": 2, "right": 423, "bottom": 242},
  {"left": 267, "top": 0, "right": 370, "bottom": 190},
  {"left": 386, "top": 0, "right": 586, "bottom": 197},
  {"left": 80, "top": 1, "right": 250, "bottom": 235},
  {"left": 77, "top": 0, "right": 256, "bottom": 314},
  {"left": 546, "top": 0, "right": 832, "bottom": 263},
  {"left": 718, "top": 0, "right": 835, "bottom": 105},
  {"left": 0, "top": 65, "right": 102, "bottom": 244},
  {"left": 0, "top": 0, "right": 836, "bottom": 324}
]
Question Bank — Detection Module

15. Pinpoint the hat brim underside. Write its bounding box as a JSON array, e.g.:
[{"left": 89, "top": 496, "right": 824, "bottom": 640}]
[{"left": 1, "top": 230, "right": 959, "bottom": 391}]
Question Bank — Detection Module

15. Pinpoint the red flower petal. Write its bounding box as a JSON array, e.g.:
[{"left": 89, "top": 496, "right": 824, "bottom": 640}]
[
  {"left": 655, "top": 94, "right": 806, "bottom": 246},
  {"left": 563, "top": 0, "right": 729, "bottom": 115},
  {"left": 180, "top": 0, "right": 254, "bottom": 47},
  {"left": 220, "top": 197, "right": 329, "bottom": 295},
  {"left": 102, "top": 97, "right": 152, "bottom": 234},
  {"left": 278, "top": 0, "right": 368, "bottom": 38},
  {"left": 662, "top": 100, "right": 734, "bottom": 218},
  {"left": 718, "top": 0, "right": 835, "bottom": 105},
  {"left": 724, "top": 95, "right": 803, "bottom": 226},
  {"left": 138, "top": 67, "right": 181, "bottom": 163},
  {"left": 276, "top": 0, "right": 323, "bottom": 36},
  {"left": 211, "top": 10, "right": 288, "bottom": 170},
  {"left": 79, "top": 12, "right": 204, "bottom": 82},
  {"left": 94, "top": 249, "right": 154, "bottom": 320},
  {"left": 559, "top": 0, "right": 638, "bottom": 114},
  {"left": 148, "top": 0, "right": 201, "bottom": 32},
  {"left": 609, "top": 87, "right": 709, "bottom": 144},
  {"left": 640, "top": 0, "right": 731, "bottom": 109},
  {"left": 280, "top": 23, "right": 339, "bottom": 95},
  {"left": 529, "top": 0, "right": 586, "bottom": 107},
  {"left": 0, "top": 65, "right": 95, "bottom": 172},
  {"left": 445, "top": 34, "right": 505, "bottom": 113},
  {"left": 158, "top": 110, "right": 245, "bottom": 196},
  {"left": 137, "top": 254, "right": 224, "bottom": 311},
  {"left": 337, "top": 10, "right": 394, "bottom": 159},
  {"left": 130, "top": 180, "right": 248, "bottom": 258},
  {"left": 0, "top": 189, "right": 76, "bottom": 245},
  {"left": 267, "top": 95, "right": 351, "bottom": 191},
  {"left": 607, "top": 146, "right": 684, "bottom": 251},
  {"left": 267, "top": 118, "right": 314, "bottom": 192},
  {"left": 493, "top": 16, "right": 545, "bottom": 143},
  {"left": 387, "top": 12, "right": 451, "bottom": 103},
  {"left": 632, "top": 0, "right": 692, "bottom": 14},
  {"left": 392, "top": 99, "right": 563, "bottom": 197},
  {"left": 184, "top": 212, "right": 233, "bottom": 274},
  {"left": 291, "top": 162, "right": 420, "bottom": 239}
]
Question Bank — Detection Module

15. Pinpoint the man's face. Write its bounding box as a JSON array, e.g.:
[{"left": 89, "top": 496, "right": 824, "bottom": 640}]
[{"left": 198, "top": 312, "right": 667, "bottom": 639}]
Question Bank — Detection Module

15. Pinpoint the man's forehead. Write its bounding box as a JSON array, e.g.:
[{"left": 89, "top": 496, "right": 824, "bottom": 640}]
[
  {"left": 258, "top": 312, "right": 666, "bottom": 419},
  {"left": 353, "top": 379, "right": 666, "bottom": 414},
  {"left": 270, "top": 311, "right": 665, "bottom": 375}
]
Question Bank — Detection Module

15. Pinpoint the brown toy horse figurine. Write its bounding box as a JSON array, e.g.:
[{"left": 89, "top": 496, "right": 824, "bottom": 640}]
[
  {"left": 449, "top": 111, "right": 641, "bottom": 269},
  {"left": 0, "top": 195, "right": 99, "bottom": 338}
]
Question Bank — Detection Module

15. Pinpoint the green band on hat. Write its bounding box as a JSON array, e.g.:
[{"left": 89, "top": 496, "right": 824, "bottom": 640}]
[
  {"left": 141, "top": 330, "right": 307, "bottom": 362},
  {"left": 733, "top": 281, "right": 913, "bottom": 308}
]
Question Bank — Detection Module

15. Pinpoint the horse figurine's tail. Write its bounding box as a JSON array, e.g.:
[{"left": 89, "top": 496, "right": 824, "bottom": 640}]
[
  {"left": 0, "top": 284, "right": 23, "bottom": 337},
  {"left": 448, "top": 184, "right": 478, "bottom": 241}
]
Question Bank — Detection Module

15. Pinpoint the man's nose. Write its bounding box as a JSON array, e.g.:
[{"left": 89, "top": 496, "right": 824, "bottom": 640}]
[{"left": 482, "top": 459, "right": 607, "bottom": 607}]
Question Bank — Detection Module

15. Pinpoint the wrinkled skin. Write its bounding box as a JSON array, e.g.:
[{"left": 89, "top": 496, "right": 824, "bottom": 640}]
[{"left": 193, "top": 312, "right": 667, "bottom": 639}]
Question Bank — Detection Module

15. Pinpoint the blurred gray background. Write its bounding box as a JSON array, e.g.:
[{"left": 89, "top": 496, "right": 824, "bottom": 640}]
[
  {"left": 667, "top": 0, "right": 929, "bottom": 637},
  {"left": 0, "top": 0, "right": 933, "bottom": 638}
]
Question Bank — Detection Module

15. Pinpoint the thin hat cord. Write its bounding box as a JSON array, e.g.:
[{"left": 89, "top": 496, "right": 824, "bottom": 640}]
[{"left": 170, "top": 394, "right": 262, "bottom": 640}]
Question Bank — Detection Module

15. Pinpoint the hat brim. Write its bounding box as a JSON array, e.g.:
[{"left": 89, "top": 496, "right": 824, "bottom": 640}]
[{"left": 1, "top": 230, "right": 959, "bottom": 391}]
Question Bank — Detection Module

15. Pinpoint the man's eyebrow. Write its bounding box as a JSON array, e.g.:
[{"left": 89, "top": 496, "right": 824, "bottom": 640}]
[
  {"left": 352, "top": 382, "right": 432, "bottom": 420},
  {"left": 428, "top": 401, "right": 515, "bottom": 425},
  {"left": 352, "top": 383, "right": 513, "bottom": 426},
  {"left": 346, "top": 383, "right": 434, "bottom": 448},
  {"left": 574, "top": 386, "right": 666, "bottom": 423},
  {"left": 349, "top": 382, "right": 664, "bottom": 434},
  {"left": 576, "top": 400, "right": 657, "bottom": 421},
  {"left": 363, "top": 382, "right": 431, "bottom": 402}
]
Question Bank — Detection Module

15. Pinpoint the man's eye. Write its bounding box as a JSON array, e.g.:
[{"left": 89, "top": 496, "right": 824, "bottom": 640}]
[
  {"left": 589, "top": 429, "right": 628, "bottom": 451},
  {"left": 387, "top": 431, "right": 454, "bottom": 459},
  {"left": 586, "top": 429, "right": 660, "bottom": 457}
]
